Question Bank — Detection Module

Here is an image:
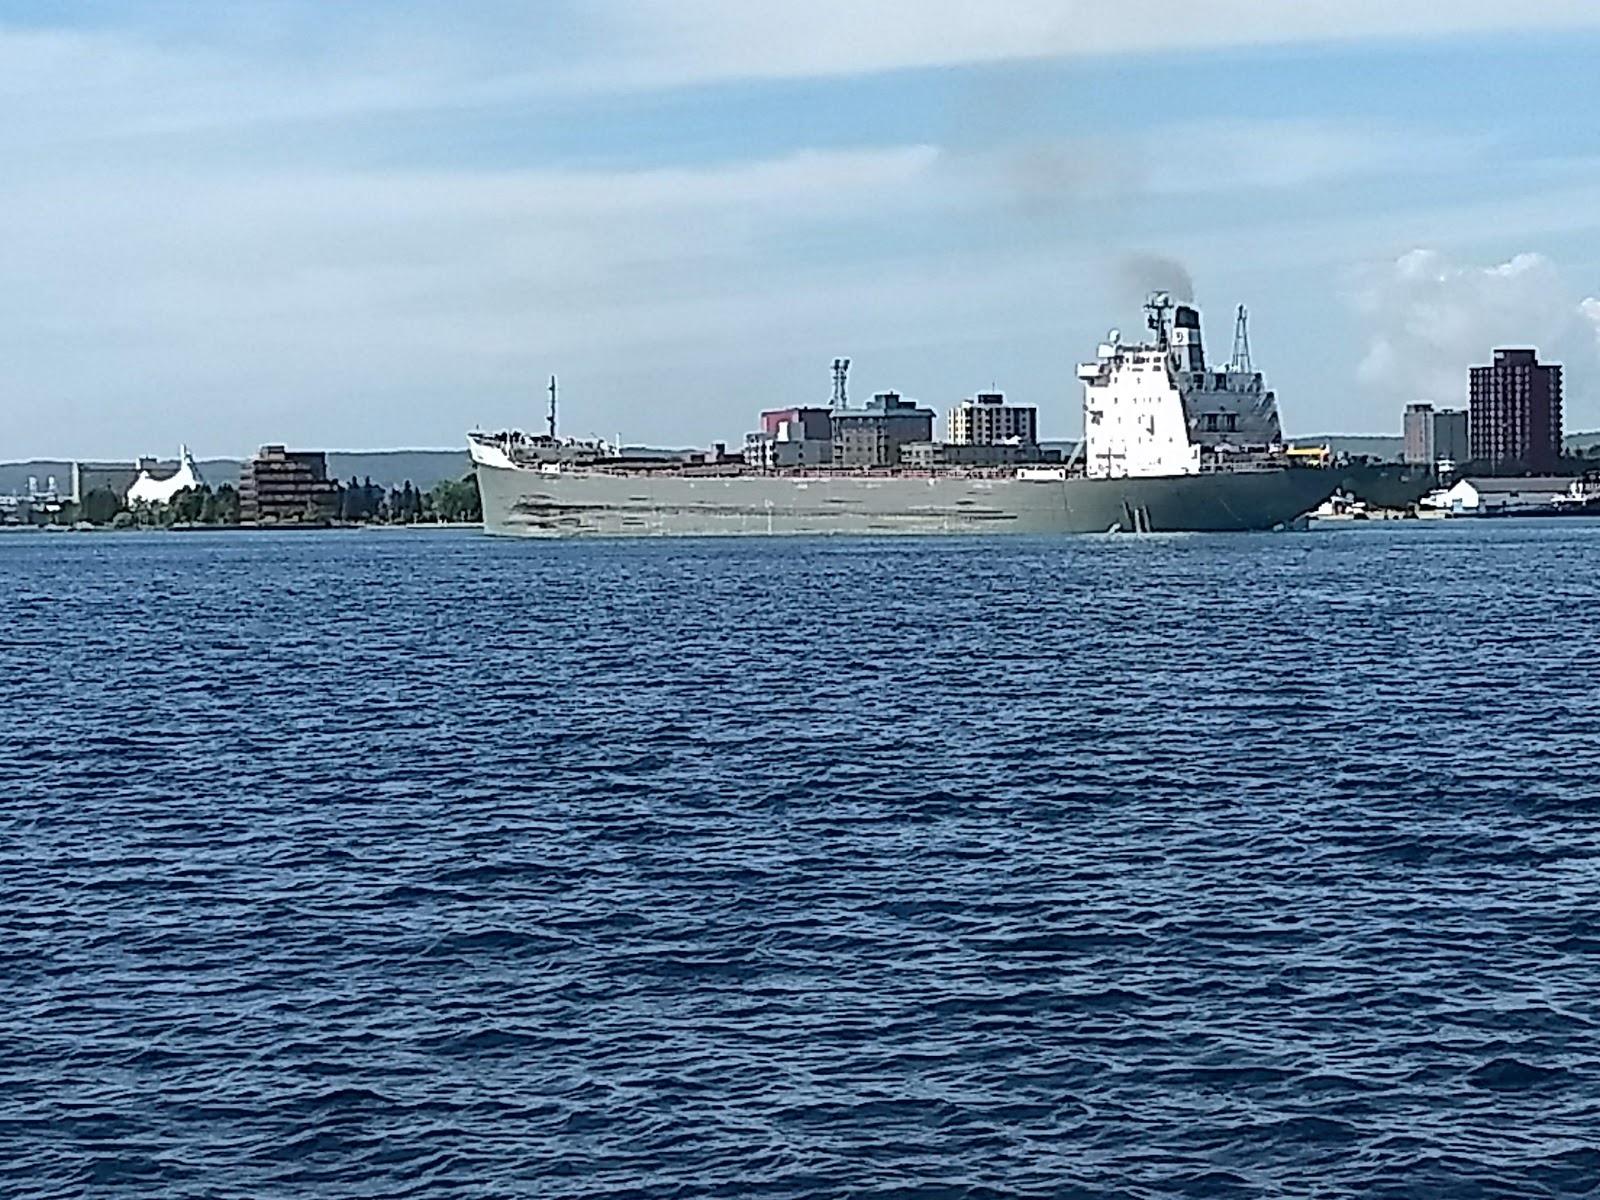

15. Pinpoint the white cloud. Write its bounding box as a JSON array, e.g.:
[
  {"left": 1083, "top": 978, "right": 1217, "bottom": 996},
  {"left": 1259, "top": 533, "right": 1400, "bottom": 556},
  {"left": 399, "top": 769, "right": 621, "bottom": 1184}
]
[
  {"left": 579, "top": 0, "right": 1600, "bottom": 89},
  {"left": 0, "top": 146, "right": 955, "bottom": 455},
  {"left": 8, "top": 0, "right": 1600, "bottom": 148},
  {"left": 6, "top": 6, "right": 1600, "bottom": 455},
  {"left": 1352, "top": 249, "right": 1600, "bottom": 419}
]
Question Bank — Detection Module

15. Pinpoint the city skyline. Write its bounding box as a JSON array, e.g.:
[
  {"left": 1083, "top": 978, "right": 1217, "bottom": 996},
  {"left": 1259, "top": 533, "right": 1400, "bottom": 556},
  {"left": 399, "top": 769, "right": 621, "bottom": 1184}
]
[{"left": 8, "top": 4, "right": 1600, "bottom": 457}]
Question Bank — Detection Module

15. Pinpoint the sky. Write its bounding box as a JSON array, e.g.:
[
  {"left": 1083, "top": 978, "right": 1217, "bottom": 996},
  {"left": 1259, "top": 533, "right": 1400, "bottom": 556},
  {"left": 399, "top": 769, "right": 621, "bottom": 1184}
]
[{"left": 8, "top": 2, "right": 1600, "bottom": 457}]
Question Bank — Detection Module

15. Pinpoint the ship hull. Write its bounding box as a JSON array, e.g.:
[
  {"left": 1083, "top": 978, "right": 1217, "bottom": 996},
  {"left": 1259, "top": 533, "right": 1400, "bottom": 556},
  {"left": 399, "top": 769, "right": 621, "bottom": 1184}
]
[{"left": 476, "top": 463, "right": 1336, "bottom": 537}]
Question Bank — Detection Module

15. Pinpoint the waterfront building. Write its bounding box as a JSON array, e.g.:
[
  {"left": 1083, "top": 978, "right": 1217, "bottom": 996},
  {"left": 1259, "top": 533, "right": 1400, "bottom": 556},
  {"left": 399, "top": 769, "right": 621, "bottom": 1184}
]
[
  {"left": 239, "top": 446, "right": 340, "bottom": 524},
  {"left": 126, "top": 446, "right": 204, "bottom": 505},
  {"left": 899, "top": 441, "right": 1052, "bottom": 469},
  {"left": 1403, "top": 404, "right": 1471, "bottom": 469},
  {"left": 1469, "top": 350, "right": 1562, "bottom": 471},
  {"left": 1430, "top": 476, "right": 1574, "bottom": 516},
  {"left": 947, "top": 392, "right": 1038, "bottom": 447},
  {"left": 831, "top": 392, "right": 935, "bottom": 468},
  {"left": 747, "top": 407, "right": 833, "bottom": 469},
  {"left": 71, "top": 462, "right": 144, "bottom": 504},
  {"left": 759, "top": 407, "right": 833, "bottom": 442}
]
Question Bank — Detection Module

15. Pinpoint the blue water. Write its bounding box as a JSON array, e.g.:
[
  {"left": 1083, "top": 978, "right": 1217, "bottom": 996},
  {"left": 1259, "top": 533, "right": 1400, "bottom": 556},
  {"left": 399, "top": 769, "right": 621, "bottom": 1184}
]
[{"left": 5, "top": 523, "right": 1600, "bottom": 1198}]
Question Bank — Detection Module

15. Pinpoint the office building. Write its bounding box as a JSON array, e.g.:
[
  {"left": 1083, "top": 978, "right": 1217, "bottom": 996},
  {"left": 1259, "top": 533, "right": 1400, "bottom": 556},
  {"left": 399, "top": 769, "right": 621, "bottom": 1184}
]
[
  {"left": 239, "top": 446, "right": 340, "bottom": 524},
  {"left": 1469, "top": 350, "right": 1562, "bottom": 471},
  {"left": 1403, "top": 404, "right": 1471, "bottom": 468},
  {"left": 947, "top": 392, "right": 1038, "bottom": 447}
]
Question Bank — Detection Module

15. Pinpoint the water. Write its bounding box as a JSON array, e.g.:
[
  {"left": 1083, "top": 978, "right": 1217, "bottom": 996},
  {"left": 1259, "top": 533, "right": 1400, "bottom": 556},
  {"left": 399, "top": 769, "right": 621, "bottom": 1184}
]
[{"left": 5, "top": 523, "right": 1600, "bottom": 1198}]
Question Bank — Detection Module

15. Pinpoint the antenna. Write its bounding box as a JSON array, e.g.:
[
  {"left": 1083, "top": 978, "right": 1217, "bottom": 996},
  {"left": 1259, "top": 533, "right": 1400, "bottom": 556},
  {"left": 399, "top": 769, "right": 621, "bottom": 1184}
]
[
  {"left": 547, "top": 375, "right": 558, "bottom": 440},
  {"left": 1230, "top": 305, "right": 1253, "bottom": 373},
  {"left": 831, "top": 358, "right": 850, "bottom": 410},
  {"left": 1145, "top": 292, "right": 1173, "bottom": 351}
]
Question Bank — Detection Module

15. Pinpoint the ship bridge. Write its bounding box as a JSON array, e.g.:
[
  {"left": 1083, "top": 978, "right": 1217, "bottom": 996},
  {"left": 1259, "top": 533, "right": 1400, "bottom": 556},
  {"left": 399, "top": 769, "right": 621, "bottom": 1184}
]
[{"left": 1078, "top": 294, "right": 1285, "bottom": 480}]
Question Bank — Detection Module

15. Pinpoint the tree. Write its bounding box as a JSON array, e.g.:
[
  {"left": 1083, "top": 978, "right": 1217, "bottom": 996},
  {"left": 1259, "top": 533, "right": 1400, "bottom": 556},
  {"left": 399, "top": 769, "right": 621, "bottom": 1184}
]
[
  {"left": 212, "top": 484, "right": 240, "bottom": 526},
  {"left": 169, "top": 485, "right": 211, "bottom": 525},
  {"left": 340, "top": 477, "right": 361, "bottom": 522},
  {"left": 429, "top": 474, "right": 482, "bottom": 523},
  {"left": 80, "top": 487, "right": 121, "bottom": 526}
]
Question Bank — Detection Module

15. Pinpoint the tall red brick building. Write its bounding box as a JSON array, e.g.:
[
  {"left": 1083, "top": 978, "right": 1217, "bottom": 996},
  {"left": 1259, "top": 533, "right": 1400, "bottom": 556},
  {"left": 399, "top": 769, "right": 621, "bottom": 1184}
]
[{"left": 1469, "top": 349, "right": 1562, "bottom": 471}]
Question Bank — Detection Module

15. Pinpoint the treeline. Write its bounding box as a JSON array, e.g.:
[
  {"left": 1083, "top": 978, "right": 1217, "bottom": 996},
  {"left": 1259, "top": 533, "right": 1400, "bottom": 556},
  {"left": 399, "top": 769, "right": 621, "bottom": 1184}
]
[
  {"left": 337, "top": 476, "right": 482, "bottom": 524},
  {"left": 71, "top": 483, "right": 243, "bottom": 529},
  {"left": 60, "top": 474, "right": 481, "bottom": 528}
]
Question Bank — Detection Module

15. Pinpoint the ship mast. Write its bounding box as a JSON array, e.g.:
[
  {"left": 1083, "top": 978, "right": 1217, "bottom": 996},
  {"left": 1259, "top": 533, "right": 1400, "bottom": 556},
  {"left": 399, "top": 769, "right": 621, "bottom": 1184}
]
[
  {"left": 1145, "top": 291, "right": 1173, "bottom": 351},
  {"left": 547, "top": 375, "right": 558, "bottom": 440},
  {"left": 1230, "top": 305, "right": 1253, "bottom": 373}
]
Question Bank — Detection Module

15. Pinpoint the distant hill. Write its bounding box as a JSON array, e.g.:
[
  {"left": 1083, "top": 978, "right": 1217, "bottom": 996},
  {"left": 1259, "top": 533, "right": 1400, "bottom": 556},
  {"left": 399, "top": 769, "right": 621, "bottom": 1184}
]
[
  {"left": 1285, "top": 431, "right": 1600, "bottom": 461},
  {"left": 1565, "top": 431, "right": 1600, "bottom": 453},
  {"left": 326, "top": 450, "right": 471, "bottom": 491},
  {"left": 1289, "top": 434, "right": 1403, "bottom": 460},
  {"left": 0, "top": 449, "right": 472, "bottom": 497}
]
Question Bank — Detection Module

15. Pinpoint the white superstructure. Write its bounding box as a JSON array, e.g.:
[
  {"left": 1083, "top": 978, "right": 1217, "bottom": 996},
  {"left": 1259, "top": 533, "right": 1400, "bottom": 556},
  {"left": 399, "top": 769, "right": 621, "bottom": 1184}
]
[{"left": 1076, "top": 295, "right": 1284, "bottom": 479}]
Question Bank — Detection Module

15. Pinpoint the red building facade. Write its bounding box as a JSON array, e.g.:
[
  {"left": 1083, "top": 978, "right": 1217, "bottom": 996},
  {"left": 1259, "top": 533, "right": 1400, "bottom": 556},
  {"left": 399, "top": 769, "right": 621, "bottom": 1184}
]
[{"left": 1469, "top": 349, "right": 1562, "bottom": 471}]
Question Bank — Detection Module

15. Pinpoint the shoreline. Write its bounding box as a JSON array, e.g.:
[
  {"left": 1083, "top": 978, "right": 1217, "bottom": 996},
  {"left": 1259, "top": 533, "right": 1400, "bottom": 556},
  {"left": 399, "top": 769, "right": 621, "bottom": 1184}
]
[{"left": 1, "top": 521, "right": 483, "bottom": 534}]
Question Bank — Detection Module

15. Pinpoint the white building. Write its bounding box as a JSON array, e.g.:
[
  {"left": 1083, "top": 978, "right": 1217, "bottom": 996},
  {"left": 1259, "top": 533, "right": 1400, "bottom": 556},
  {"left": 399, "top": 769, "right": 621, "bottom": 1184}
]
[
  {"left": 126, "top": 446, "right": 205, "bottom": 505},
  {"left": 1423, "top": 476, "right": 1571, "bottom": 515}
]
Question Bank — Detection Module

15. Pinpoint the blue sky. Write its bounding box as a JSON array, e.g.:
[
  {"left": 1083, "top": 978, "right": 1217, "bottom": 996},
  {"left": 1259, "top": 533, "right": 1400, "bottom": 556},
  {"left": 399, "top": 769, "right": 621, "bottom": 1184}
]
[{"left": 8, "top": 2, "right": 1600, "bottom": 457}]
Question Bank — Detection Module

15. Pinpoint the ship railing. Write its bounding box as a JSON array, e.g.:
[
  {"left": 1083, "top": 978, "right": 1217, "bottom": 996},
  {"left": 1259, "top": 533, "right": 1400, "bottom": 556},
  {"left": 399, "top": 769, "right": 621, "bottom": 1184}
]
[
  {"left": 1196, "top": 448, "right": 1299, "bottom": 474},
  {"left": 561, "top": 463, "right": 1088, "bottom": 481}
]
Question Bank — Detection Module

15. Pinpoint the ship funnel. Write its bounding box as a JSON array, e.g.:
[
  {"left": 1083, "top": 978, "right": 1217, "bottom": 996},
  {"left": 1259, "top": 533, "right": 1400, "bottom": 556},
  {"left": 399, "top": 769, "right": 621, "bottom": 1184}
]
[{"left": 1170, "top": 304, "right": 1204, "bottom": 372}]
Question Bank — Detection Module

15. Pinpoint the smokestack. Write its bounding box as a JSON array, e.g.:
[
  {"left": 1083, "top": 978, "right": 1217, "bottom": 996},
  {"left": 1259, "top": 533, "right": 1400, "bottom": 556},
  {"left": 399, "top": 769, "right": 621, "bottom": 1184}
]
[{"left": 1170, "top": 304, "right": 1204, "bottom": 372}]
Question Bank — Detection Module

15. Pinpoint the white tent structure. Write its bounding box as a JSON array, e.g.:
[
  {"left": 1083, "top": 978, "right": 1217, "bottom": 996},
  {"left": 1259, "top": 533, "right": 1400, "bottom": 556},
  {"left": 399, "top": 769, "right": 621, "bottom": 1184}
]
[{"left": 126, "top": 446, "right": 204, "bottom": 505}]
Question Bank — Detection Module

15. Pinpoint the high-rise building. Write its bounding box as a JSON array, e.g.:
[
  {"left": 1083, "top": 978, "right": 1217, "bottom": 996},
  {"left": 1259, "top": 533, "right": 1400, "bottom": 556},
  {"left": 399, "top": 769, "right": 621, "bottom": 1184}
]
[
  {"left": 1403, "top": 403, "right": 1435, "bottom": 466},
  {"left": 1403, "top": 404, "right": 1471, "bottom": 468},
  {"left": 947, "top": 392, "right": 1039, "bottom": 447},
  {"left": 239, "top": 446, "right": 340, "bottom": 524},
  {"left": 1469, "top": 349, "right": 1562, "bottom": 471},
  {"left": 1434, "top": 409, "right": 1469, "bottom": 465}
]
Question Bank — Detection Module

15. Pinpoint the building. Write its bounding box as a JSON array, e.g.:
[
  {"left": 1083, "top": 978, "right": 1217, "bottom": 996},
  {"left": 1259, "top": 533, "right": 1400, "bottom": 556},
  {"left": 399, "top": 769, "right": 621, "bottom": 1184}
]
[
  {"left": 1403, "top": 404, "right": 1471, "bottom": 469},
  {"left": 71, "top": 461, "right": 146, "bottom": 504},
  {"left": 1469, "top": 349, "right": 1563, "bottom": 471},
  {"left": 126, "top": 446, "right": 204, "bottom": 505},
  {"left": 746, "top": 407, "right": 833, "bottom": 469},
  {"left": 898, "top": 441, "right": 1058, "bottom": 469},
  {"left": 1428, "top": 476, "right": 1573, "bottom": 516},
  {"left": 831, "top": 392, "right": 935, "bottom": 468},
  {"left": 947, "top": 392, "right": 1038, "bottom": 447},
  {"left": 759, "top": 407, "right": 832, "bottom": 442},
  {"left": 239, "top": 446, "right": 340, "bottom": 524},
  {"left": 744, "top": 432, "right": 832, "bottom": 470},
  {"left": 1435, "top": 409, "right": 1469, "bottom": 466}
]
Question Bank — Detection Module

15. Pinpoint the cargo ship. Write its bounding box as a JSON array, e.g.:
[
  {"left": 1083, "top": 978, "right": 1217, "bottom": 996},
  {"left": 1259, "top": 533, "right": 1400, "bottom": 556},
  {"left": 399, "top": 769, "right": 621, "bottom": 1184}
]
[{"left": 470, "top": 295, "right": 1336, "bottom": 537}]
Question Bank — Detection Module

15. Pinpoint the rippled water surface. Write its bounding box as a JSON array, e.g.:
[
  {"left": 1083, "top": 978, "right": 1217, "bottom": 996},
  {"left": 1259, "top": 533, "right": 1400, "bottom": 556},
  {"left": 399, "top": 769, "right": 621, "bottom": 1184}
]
[{"left": 6, "top": 523, "right": 1600, "bottom": 1198}]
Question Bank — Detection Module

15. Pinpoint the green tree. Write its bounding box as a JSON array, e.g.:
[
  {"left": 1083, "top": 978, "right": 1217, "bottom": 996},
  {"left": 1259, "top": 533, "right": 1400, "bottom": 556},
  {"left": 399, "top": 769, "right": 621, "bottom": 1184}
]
[
  {"left": 80, "top": 487, "right": 122, "bottom": 526},
  {"left": 340, "top": 477, "right": 363, "bottom": 522},
  {"left": 212, "top": 484, "right": 240, "bottom": 526},
  {"left": 170, "top": 485, "right": 211, "bottom": 525},
  {"left": 429, "top": 474, "right": 482, "bottom": 523}
]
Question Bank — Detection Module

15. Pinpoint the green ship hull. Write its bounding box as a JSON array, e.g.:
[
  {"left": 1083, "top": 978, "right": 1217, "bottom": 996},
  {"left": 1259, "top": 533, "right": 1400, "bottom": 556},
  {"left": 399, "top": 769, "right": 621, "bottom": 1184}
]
[{"left": 476, "top": 463, "right": 1337, "bottom": 538}]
